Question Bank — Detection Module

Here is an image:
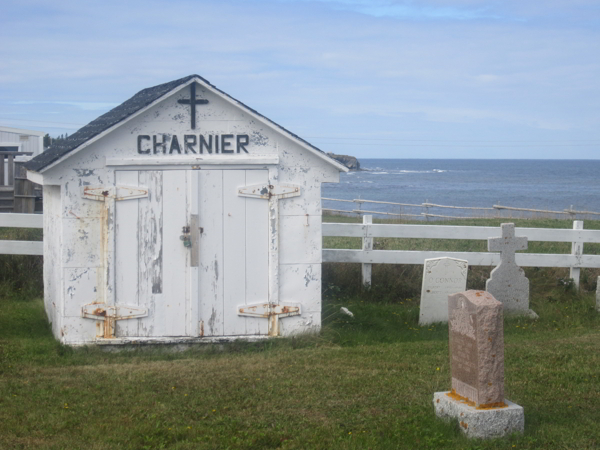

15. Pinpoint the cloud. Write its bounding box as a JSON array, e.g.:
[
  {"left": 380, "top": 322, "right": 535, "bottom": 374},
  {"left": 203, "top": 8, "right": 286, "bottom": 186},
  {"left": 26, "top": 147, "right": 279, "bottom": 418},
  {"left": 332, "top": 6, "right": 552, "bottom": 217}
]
[
  {"left": 276, "top": 0, "right": 504, "bottom": 20},
  {"left": 12, "top": 101, "right": 119, "bottom": 111},
  {"left": 0, "top": 0, "right": 598, "bottom": 157}
]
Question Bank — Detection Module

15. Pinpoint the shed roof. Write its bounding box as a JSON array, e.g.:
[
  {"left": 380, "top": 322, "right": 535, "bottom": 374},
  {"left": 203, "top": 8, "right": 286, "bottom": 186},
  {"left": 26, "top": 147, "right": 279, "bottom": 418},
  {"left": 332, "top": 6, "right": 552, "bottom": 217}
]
[{"left": 25, "top": 75, "right": 348, "bottom": 173}]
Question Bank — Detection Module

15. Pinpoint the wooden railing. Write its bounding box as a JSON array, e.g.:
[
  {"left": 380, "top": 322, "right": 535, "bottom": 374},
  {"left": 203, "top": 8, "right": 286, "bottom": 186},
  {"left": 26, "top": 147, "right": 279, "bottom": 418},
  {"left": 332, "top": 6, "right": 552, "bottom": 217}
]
[
  {"left": 0, "top": 213, "right": 43, "bottom": 255},
  {"left": 0, "top": 152, "right": 40, "bottom": 213},
  {"left": 0, "top": 151, "right": 33, "bottom": 186},
  {"left": 323, "top": 216, "right": 599, "bottom": 290},
  {"left": 322, "top": 197, "right": 600, "bottom": 220}
]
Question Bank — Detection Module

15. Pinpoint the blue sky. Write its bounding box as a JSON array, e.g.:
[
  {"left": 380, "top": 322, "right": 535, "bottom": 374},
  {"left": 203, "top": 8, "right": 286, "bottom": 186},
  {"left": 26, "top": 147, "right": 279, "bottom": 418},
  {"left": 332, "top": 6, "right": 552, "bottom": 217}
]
[{"left": 1, "top": 0, "right": 599, "bottom": 158}]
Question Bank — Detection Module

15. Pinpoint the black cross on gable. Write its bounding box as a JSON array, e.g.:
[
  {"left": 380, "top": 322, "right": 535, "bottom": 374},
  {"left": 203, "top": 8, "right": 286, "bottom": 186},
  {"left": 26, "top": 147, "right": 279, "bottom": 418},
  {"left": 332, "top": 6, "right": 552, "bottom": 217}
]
[{"left": 177, "top": 83, "right": 208, "bottom": 130}]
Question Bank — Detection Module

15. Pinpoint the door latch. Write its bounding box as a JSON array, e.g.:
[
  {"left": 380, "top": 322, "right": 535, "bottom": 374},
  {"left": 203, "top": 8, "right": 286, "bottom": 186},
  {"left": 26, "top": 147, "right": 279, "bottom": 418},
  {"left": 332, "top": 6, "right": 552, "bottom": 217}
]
[{"left": 180, "top": 226, "right": 192, "bottom": 248}]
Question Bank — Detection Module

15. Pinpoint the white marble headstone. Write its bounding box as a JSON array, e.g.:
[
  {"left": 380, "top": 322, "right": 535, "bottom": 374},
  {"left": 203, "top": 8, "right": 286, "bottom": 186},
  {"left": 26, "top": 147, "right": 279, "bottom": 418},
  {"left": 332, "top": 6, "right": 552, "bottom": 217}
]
[
  {"left": 486, "top": 223, "right": 537, "bottom": 318},
  {"left": 419, "top": 257, "right": 468, "bottom": 325}
]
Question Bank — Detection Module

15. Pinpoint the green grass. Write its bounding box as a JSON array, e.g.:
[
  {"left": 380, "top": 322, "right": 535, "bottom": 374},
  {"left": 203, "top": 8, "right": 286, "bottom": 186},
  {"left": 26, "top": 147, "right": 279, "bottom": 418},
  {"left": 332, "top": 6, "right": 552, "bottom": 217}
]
[
  {"left": 0, "top": 217, "right": 599, "bottom": 449},
  {"left": 1, "top": 290, "right": 599, "bottom": 449}
]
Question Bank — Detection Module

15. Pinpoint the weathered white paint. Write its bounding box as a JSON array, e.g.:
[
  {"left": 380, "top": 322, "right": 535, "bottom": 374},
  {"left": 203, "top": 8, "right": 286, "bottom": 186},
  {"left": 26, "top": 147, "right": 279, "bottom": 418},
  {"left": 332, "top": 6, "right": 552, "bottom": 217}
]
[
  {"left": 28, "top": 76, "right": 343, "bottom": 345},
  {"left": 43, "top": 185, "right": 62, "bottom": 339},
  {"left": 570, "top": 221, "right": 583, "bottom": 289},
  {"left": 37, "top": 78, "right": 347, "bottom": 175},
  {"left": 26, "top": 170, "right": 44, "bottom": 185},
  {"left": 106, "top": 155, "right": 279, "bottom": 167},
  {"left": 362, "top": 215, "right": 372, "bottom": 287}
]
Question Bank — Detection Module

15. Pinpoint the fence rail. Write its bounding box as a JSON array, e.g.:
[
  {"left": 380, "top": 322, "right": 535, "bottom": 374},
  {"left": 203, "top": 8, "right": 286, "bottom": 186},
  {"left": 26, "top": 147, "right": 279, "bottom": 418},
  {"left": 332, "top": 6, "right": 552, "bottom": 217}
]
[
  {"left": 322, "top": 197, "right": 600, "bottom": 220},
  {"left": 2, "top": 213, "right": 598, "bottom": 291},
  {"left": 323, "top": 216, "right": 595, "bottom": 290},
  {"left": 0, "top": 213, "right": 43, "bottom": 255}
]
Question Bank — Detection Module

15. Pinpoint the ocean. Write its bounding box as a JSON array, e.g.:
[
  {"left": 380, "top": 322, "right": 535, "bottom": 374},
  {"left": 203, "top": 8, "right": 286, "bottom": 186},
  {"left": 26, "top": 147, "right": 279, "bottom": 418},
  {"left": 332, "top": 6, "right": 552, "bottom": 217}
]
[{"left": 321, "top": 159, "right": 600, "bottom": 219}]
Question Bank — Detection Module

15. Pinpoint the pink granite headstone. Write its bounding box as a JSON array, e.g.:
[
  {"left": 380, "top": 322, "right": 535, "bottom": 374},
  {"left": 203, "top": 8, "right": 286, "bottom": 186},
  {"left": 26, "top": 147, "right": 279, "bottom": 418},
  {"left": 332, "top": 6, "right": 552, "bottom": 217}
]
[{"left": 448, "top": 290, "right": 505, "bottom": 407}]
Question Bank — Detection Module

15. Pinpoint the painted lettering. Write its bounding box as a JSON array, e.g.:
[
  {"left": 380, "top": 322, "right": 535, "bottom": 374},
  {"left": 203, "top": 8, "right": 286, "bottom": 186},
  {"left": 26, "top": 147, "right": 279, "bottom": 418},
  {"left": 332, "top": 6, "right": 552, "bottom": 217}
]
[
  {"left": 137, "top": 135, "right": 151, "bottom": 154},
  {"left": 184, "top": 135, "right": 197, "bottom": 154},
  {"left": 139, "top": 134, "right": 252, "bottom": 155},
  {"left": 237, "top": 134, "right": 249, "bottom": 153},
  {"left": 169, "top": 135, "right": 182, "bottom": 154},
  {"left": 200, "top": 135, "right": 212, "bottom": 154},
  {"left": 221, "top": 134, "right": 234, "bottom": 153},
  {"left": 153, "top": 135, "right": 167, "bottom": 154}
]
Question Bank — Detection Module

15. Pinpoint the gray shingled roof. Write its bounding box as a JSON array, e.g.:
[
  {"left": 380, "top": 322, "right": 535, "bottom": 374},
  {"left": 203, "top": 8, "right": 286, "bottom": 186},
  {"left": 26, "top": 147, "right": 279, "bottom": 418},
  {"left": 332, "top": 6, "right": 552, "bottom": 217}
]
[{"left": 25, "top": 74, "right": 336, "bottom": 172}]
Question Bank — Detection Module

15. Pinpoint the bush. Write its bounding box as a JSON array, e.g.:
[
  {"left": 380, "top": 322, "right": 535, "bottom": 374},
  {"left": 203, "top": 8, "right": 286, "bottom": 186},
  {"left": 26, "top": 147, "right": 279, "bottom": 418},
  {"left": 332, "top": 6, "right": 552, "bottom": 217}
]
[{"left": 0, "top": 227, "right": 43, "bottom": 298}]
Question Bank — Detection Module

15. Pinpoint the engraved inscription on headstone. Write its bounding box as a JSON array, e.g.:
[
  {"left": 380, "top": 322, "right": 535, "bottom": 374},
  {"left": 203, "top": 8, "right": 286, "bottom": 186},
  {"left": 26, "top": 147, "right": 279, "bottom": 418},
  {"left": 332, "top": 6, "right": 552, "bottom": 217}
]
[
  {"left": 419, "top": 257, "right": 468, "bottom": 325},
  {"left": 486, "top": 223, "right": 534, "bottom": 316},
  {"left": 448, "top": 290, "right": 505, "bottom": 407}
]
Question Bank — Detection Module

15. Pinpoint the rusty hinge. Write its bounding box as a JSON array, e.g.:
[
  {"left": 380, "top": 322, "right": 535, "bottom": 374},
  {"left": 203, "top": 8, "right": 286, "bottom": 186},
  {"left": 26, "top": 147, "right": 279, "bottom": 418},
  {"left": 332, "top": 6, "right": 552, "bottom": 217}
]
[
  {"left": 238, "top": 302, "right": 301, "bottom": 337},
  {"left": 83, "top": 186, "right": 148, "bottom": 202},
  {"left": 238, "top": 303, "right": 301, "bottom": 318},
  {"left": 237, "top": 184, "right": 301, "bottom": 200},
  {"left": 81, "top": 303, "right": 148, "bottom": 339}
]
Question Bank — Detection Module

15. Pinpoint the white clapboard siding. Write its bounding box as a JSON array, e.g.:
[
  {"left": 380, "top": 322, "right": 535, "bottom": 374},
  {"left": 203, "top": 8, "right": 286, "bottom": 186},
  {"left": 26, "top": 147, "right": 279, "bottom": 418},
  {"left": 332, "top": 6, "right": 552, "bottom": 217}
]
[
  {"left": 323, "top": 249, "right": 600, "bottom": 268},
  {"left": 322, "top": 223, "right": 600, "bottom": 243}
]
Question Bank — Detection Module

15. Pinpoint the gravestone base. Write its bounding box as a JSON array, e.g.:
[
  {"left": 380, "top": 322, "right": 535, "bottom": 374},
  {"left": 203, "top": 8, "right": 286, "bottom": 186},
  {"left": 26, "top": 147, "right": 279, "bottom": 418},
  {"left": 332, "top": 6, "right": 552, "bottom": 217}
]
[
  {"left": 433, "top": 392, "right": 524, "bottom": 439},
  {"left": 504, "top": 308, "right": 539, "bottom": 319}
]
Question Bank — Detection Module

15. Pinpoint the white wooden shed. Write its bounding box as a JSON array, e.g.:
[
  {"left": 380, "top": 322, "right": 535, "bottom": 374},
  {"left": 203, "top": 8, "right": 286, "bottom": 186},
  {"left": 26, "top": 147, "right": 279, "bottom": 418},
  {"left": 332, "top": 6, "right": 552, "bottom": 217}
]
[{"left": 25, "top": 75, "right": 347, "bottom": 346}]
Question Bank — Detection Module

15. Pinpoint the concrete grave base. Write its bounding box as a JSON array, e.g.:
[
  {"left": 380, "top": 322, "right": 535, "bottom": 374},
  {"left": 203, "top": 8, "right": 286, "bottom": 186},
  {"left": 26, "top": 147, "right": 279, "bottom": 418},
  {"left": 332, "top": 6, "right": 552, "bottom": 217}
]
[{"left": 433, "top": 392, "right": 524, "bottom": 439}]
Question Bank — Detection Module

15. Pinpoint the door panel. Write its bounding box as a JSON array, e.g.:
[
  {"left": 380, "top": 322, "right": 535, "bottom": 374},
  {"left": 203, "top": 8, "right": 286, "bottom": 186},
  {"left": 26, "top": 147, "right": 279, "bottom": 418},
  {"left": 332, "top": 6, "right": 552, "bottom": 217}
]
[
  {"left": 114, "top": 170, "right": 189, "bottom": 337},
  {"left": 114, "top": 170, "right": 140, "bottom": 337},
  {"left": 199, "top": 169, "right": 269, "bottom": 336},
  {"left": 160, "top": 170, "right": 189, "bottom": 336},
  {"left": 198, "top": 170, "right": 224, "bottom": 336}
]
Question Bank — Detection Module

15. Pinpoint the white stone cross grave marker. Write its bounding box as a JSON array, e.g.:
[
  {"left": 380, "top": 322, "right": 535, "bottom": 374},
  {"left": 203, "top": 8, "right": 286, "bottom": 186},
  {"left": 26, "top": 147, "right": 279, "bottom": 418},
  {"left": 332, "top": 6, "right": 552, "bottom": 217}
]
[{"left": 486, "top": 223, "right": 538, "bottom": 318}]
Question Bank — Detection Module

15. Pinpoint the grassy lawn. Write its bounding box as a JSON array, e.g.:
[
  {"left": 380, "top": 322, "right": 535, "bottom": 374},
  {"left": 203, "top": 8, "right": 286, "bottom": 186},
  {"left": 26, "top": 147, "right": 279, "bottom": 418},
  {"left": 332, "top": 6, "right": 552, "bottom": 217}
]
[
  {"left": 0, "top": 218, "right": 599, "bottom": 449},
  {"left": 1, "top": 292, "right": 599, "bottom": 449}
]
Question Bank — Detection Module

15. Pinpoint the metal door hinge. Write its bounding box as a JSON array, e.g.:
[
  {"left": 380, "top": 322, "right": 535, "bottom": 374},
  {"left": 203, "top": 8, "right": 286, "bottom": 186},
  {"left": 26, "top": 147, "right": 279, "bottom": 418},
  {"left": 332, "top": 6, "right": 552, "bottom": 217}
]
[{"left": 237, "top": 184, "right": 301, "bottom": 200}]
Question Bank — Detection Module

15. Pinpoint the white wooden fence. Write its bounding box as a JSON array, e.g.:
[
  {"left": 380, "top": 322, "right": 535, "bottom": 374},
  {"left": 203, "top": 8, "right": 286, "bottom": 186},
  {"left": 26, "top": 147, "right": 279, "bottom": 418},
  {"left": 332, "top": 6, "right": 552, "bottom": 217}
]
[
  {"left": 0, "top": 213, "right": 43, "bottom": 255},
  {"left": 323, "top": 216, "right": 599, "bottom": 290},
  {"left": 2, "top": 214, "right": 599, "bottom": 292}
]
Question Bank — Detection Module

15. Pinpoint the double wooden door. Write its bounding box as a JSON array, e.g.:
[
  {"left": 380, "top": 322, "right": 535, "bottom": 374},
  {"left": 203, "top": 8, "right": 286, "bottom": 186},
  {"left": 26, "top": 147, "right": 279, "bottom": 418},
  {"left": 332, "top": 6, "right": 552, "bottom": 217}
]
[{"left": 113, "top": 169, "right": 269, "bottom": 338}]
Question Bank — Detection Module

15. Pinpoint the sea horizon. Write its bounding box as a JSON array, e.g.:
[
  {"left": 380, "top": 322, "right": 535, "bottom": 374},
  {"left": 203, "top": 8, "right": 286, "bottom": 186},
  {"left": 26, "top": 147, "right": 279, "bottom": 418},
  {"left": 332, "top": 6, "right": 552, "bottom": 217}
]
[{"left": 322, "top": 158, "right": 600, "bottom": 219}]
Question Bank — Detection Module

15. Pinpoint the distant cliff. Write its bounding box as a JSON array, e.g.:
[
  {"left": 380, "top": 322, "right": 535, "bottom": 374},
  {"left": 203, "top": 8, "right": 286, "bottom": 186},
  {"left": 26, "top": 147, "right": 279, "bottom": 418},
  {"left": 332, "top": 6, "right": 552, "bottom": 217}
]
[{"left": 326, "top": 153, "right": 361, "bottom": 170}]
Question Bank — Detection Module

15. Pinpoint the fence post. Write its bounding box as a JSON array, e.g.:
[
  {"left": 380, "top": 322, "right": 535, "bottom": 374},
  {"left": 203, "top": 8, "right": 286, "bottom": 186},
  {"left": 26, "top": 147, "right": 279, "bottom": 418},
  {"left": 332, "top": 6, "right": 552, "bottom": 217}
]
[
  {"left": 13, "top": 162, "right": 35, "bottom": 214},
  {"left": 354, "top": 198, "right": 364, "bottom": 218},
  {"left": 570, "top": 220, "right": 583, "bottom": 291},
  {"left": 596, "top": 276, "right": 600, "bottom": 312},
  {"left": 362, "top": 215, "right": 372, "bottom": 288}
]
